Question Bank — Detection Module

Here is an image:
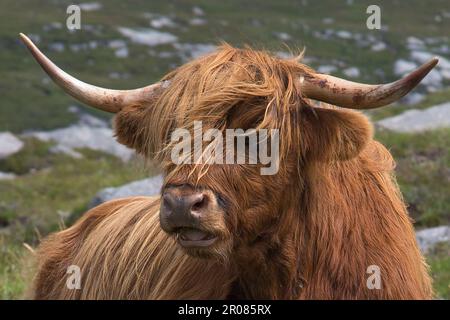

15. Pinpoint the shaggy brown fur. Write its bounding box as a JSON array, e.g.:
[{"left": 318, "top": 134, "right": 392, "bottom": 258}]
[
  {"left": 33, "top": 44, "right": 433, "bottom": 299},
  {"left": 33, "top": 197, "right": 232, "bottom": 299}
]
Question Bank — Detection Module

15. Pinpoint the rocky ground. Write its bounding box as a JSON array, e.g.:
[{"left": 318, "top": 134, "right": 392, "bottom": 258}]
[{"left": 377, "top": 102, "right": 450, "bottom": 132}]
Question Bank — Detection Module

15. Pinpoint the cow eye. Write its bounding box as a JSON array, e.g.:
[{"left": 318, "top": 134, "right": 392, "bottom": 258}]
[{"left": 216, "top": 193, "right": 228, "bottom": 210}]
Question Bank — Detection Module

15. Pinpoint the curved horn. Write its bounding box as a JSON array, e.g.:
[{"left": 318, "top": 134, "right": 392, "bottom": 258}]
[
  {"left": 20, "top": 33, "right": 162, "bottom": 113},
  {"left": 300, "top": 58, "right": 438, "bottom": 109}
]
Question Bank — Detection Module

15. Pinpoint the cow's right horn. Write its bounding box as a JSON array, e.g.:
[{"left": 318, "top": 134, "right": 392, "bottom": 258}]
[
  {"left": 300, "top": 58, "right": 438, "bottom": 109},
  {"left": 20, "top": 33, "right": 162, "bottom": 113}
]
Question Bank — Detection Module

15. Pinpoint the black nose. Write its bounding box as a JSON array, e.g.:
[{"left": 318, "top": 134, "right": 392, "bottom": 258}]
[{"left": 160, "top": 189, "right": 207, "bottom": 229}]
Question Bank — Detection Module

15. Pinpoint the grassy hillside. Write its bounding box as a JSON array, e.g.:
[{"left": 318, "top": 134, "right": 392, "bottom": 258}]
[{"left": 1, "top": 0, "right": 449, "bottom": 132}]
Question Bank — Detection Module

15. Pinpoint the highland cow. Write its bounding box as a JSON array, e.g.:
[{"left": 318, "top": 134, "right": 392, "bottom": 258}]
[{"left": 21, "top": 33, "right": 437, "bottom": 299}]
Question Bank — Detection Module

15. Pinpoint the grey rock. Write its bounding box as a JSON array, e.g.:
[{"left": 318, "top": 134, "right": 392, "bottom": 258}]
[
  {"left": 322, "top": 17, "right": 334, "bottom": 25},
  {"left": 274, "top": 32, "right": 292, "bottom": 41},
  {"left": 192, "top": 6, "right": 205, "bottom": 16},
  {"left": 416, "top": 226, "right": 450, "bottom": 253},
  {"left": 49, "top": 144, "right": 83, "bottom": 159},
  {"left": 89, "top": 175, "right": 164, "bottom": 208},
  {"left": 150, "top": 16, "right": 176, "bottom": 29},
  {"left": 336, "top": 30, "right": 352, "bottom": 39},
  {"left": 410, "top": 51, "right": 435, "bottom": 65},
  {"left": 436, "top": 44, "right": 450, "bottom": 55},
  {"left": 28, "top": 34, "right": 41, "bottom": 44},
  {"left": 343, "top": 67, "right": 360, "bottom": 78},
  {"left": 441, "top": 69, "right": 450, "bottom": 80},
  {"left": 410, "top": 51, "right": 450, "bottom": 71},
  {"left": 406, "top": 37, "right": 425, "bottom": 50},
  {"left": 68, "top": 41, "right": 99, "bottom": 53},
  {"left": 108, "top": 72, "right": 130, "bottom": 80},
  {"left": 0, "top": 132, "right": 24, "bottom": 159},
  {"left": 43, "top": 22, "right": 63, "bottom": 32},
  {"left": 394, "top": 59, "right": 417, "bottom": 76},
  {"left": 49, "top": 42, "right": 65, "bottom": 52},
  {"left": 275, "top": 51, "right": 294, "bottom": 60},
  {"left": 153, "top": 51, "right": 176, "bottom": 59},
  {"left": 406, "top": 51, "right": 450, "bottom": 88},
  {"left": 371, "top": 42, "right": 387, "bottom": 52},
  {"left": 400, "top": 92, "right": 425, "bottom": 105},
  {"left": 418, "top": 68, "right": 443, "bottom": 90},
  {"left": 79, "top": 2, "right": 102, "bottom": 11},
  {"left": 108, "top": 40, "right": 127, "bottom": 49},
  {"left": 78, "top": 113, "right": 108, "bottom": 128},
  {"left": 68, "top": 105, "right": 81, "bottom": 114},
  {"left": 189, "top": 18, "right": 207, "bottom": 26},
  {"left": 69, "top": 43, "right": 88, "bottom": 52},
  {"left": 79, "top": 24, "right": 103, "bottom": 35},
  {"left": 0, "top": 172, "right": 16, "bottom": 180},
  {"left": 377, "top": 102, "right": 450, "bottom": 133},
  {"left": 114, "top": 47, "right": 129, "bottom": 58},
  {"left": 174, "top": 43, "right": 216, "bottom": 61},
  {"left": 118, "top": 27, "right": 177, "bottom": 47},
  {"left": 317, "top": 65, "right": 337, "bottom": 74},
  {"left": 27, "top": 115, "right": 133, "bottom": 161}
]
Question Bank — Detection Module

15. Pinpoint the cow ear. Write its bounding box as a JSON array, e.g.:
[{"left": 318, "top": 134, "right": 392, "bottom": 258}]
[
  {"left": 300, "top": 107, "right": 373, "bottom": 161},
  {"left": 114, "top": 104, "right": 149, "bottom": 155}
]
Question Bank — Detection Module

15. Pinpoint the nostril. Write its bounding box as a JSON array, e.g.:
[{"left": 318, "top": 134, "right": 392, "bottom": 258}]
[
  {"left": 161, "top": 190, "right": 208, "bottom": 223},
  {"left": 162, "top": 193, "right": 176, "bottom": 214},
  {"left": 191, "top": 195, "right": 206, "bottom": 212}
]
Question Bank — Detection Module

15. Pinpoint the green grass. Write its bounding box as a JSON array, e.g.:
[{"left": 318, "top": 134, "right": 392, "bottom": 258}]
[
  {"left": 376, "top": 128, "right": 450, "bottom": 227},
  {"left": 0, "top": 138, "right": 57, "bottom": 175},
  {"left": 428, "top": 243, "right": 450, "bottom": 299},
  {"left": 0, "top": 139, "right": 150, "bottom": 245},
  {"left": 376, "top": 128, "right": 450, "bottom": 299},
  {"left": 0, "top": 243, "right": 30, "bottom": 299}
]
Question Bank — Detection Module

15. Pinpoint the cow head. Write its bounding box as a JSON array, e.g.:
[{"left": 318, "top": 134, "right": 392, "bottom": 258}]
[{"left": 21, "top": 34, "right": 437, "bottom": 260}]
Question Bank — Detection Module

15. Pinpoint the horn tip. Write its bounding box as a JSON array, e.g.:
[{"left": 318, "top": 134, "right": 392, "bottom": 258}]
[
  {"left": 430, "top": 57, "right": 439, "bottom": 68},
  {"left": 423, "top": 57, "right": 439, "bottom": 71},
  {"left": 414, "top": 57, "right": 439, "bottom": 81},
  {"left": 19, "top": 33, "right": 32, "bottom": 47}
]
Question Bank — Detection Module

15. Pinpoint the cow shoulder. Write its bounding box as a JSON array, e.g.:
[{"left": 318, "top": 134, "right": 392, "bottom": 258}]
[{"left": 32, "top": 196, "right": 159, "bottom": 299}]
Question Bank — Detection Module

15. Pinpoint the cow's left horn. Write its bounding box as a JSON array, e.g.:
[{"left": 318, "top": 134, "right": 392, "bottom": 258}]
[
  {"left": 20, "top": 33, "right": 161, "bottom": 113},
  {"left": 300, "top": 58, "right": 438, "bottom": 109}
]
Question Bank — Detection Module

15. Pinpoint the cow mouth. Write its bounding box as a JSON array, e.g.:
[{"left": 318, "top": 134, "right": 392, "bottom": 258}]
[{"left": 176, "top": 228, "right": 218, "bottom": 247}]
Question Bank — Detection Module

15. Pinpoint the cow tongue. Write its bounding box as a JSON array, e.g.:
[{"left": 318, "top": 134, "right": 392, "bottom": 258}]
[{"left": 181, "top": 229, "right": 209, "bottom": 241}]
